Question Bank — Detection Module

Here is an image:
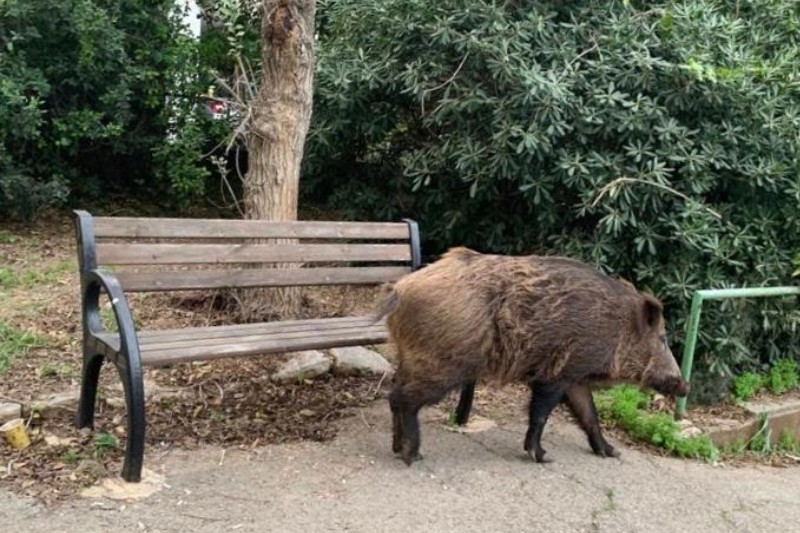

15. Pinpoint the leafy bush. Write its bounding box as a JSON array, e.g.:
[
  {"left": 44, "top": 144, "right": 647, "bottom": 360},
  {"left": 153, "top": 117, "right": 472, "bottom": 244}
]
[
  {"left": 307, "top": 0, "right": 800, "bottom": 396},
  {"left": 0, "top": 0, "right": 225, "bottom": 218},
  {"left": 595, "top": 385, "right": 718, "bottom": 460},
  {"left": 731, "top": 372, "right": 764, "bottom": 402},
  {"left": 766, "top": 359, "right": 799, "bottom": 395}
]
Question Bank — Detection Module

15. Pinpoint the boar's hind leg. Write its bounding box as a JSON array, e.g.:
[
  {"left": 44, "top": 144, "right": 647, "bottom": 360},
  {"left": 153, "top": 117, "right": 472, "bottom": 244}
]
[
  {"left": 563, "top": 384, "right": 619, "bottom": 459},
  {"left": 454, "top": 381, "right": 476, "bottom": 426},
  {"left": 525, "top": 382, "right": 569, "bottom": 463},
  {"left": 389, "top": 381, "right": 454, "bottom": 466}
]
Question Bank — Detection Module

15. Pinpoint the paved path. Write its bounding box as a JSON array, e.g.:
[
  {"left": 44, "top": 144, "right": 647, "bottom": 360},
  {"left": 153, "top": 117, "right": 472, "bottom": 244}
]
[{"left": 3, "top": 404, "right": 800, "bottom": 532}]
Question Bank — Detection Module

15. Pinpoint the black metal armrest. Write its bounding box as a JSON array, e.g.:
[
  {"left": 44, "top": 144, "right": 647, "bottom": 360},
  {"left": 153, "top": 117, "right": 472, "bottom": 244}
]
[{"left": 81, "top": 268, "right": 139, "bottom": 354}]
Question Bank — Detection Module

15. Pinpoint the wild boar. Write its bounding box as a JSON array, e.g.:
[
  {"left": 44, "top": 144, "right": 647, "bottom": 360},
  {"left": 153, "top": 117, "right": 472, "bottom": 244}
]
[{"left": 376, "top": 247, "right": 688, "bottom": 465}]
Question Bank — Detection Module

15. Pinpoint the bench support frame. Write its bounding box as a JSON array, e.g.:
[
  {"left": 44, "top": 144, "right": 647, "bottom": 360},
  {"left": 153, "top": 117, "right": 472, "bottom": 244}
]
[{"left": 73, "top": 210, "right": 420, "bottom": 482}]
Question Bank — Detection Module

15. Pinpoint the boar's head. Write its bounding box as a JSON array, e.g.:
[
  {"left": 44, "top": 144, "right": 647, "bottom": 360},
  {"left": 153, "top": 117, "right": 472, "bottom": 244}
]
[{"left": 628, "top": 294, "right": 689, "bottom": 397}]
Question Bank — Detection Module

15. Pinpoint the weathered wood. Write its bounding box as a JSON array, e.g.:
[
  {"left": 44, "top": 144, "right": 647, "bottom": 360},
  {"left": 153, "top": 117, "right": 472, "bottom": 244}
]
[
  {"left": 93, "top": 217, "right": 410, "bottom": 240},
  {"left": 141, "top": 324, "right": 386, "bottom": 352},
  {"left": 114, "top": 266, "right": 409, "bottom": 292},
  {"left": 141, "top": 317, "right": 380, "bottom": 341},
  {"left": 96, "top": 243, "right": 411, "bottom": 265},
  {"left": 141, "top": 329, "right": 389, "bottom": 366}
]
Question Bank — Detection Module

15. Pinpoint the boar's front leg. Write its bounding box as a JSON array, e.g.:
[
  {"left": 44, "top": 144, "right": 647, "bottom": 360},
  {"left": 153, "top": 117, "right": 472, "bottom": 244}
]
[
  {"left": 563, "top": 384, "right": 619, "bottom": 459},
  {"left": 525, "top": 381, "right": 569, "bottom": 463}
]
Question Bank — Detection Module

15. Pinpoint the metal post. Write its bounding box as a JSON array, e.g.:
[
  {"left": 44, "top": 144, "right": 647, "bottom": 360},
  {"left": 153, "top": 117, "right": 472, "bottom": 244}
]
[
  {"left": 674, "top": 286, "right": 800, "bottom": 419},
  {"left": 675, "top": 293, "right": 704, "bottom": 419}
]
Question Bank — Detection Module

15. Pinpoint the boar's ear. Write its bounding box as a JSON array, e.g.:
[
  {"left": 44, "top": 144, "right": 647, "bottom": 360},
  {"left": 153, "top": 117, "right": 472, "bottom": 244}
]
[{"left": 639, "top": 294, "right": 663, "bottom": 331}]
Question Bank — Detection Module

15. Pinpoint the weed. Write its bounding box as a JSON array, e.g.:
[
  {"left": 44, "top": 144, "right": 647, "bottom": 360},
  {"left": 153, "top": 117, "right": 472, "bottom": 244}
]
[
  {"left": 0, "top": 267, "right": 19, "bottom": 290},
  {"left": 0, "top": 321, "right": 45, "bottom": 373},
  {"left": 776, "top": 429, "right": 800, "bottom": 453},
  {"left": 731, "top": 372, "right": 764, "bottom": 401},
  {"left": 595, "top": 385, "right": 718, "bottom": 461},
  {"left": 93, "top": 432, "right": 119, "bottom": 457},
  {"left": 37, "top": 362, "right": 76, "bottom": 379},
  {"left": 747, "top": 414, "right": 771, "bottom": 453},
  {"left": 603, "top": 488, "right": 616, "bottom": 511},
  {"left": 0, "top": 231, "right": 19, "bottom": 244},
  {"left": 766, "top": 359, "right": 798, "bottom": 395},
  {"left": 62, "top": 450, "right": 80, "bottom": 463}
]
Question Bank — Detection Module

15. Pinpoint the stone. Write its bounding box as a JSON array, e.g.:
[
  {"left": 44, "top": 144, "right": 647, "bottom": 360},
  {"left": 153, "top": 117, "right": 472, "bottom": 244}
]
[
  {"left": 0, "top": 402, "right": 22, "bottom": 424},
  {"left": 272, "top": 351, "right": 332, "bottom": 383},
  {"left": 677, "top": 419, "right": 704, "bottom": 439},
  {"left": 330, "top": 346, "right": 394, "bottom": 376},
  {"left": 29, "top": 391, "right": 79, "bottom": 417}
]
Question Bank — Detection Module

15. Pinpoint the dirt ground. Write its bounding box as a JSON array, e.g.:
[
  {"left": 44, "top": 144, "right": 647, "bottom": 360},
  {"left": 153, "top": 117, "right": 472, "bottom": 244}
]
[{"left": 4, "top": 401, "right": 800, "bottom": 533}]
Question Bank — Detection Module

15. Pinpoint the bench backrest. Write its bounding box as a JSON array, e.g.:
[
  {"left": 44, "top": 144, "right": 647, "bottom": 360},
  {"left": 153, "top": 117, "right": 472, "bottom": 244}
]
[{"left": 74, "top": 211, "right": 421, "bottom": 292}]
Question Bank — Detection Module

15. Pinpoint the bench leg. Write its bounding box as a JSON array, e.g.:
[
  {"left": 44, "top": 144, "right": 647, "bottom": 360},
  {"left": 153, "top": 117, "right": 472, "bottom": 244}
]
[
  {"left": 117, "top": 354, "right": 146, "bottom": 483},
  {"left": 76, "top": 351, "right": 104, "bottom": 429}
]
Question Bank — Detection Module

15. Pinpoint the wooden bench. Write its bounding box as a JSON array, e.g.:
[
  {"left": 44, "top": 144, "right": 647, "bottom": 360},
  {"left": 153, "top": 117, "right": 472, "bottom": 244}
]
[{"left": 73, "top": 211, "right": 421, "bottom": 482}]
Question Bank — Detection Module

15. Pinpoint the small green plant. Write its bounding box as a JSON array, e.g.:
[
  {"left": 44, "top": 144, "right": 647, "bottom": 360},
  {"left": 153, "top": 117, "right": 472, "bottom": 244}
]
[
  {"left": 732, "top": 372, "right": 764, "bottom": 401},
  {"left": 0, "top": 321, "right": 44, "bottom": 373},
  {"left": 37, "top": 362, "right": 76, "bottom": 379},
  {"left": 596, "top": 385, "right": 718, "bottom": 461},
  {"left": 776, "top": 429, "right": 800, "bottom": 454},
  {"left": 747, "top": 414, "right": 771, "bottom": 453},
  {"left": 0, "top": 231, "right": 19, "bottom": 244},
  {"left": 765, "top": 359, "right": 799, "bottom": 395},
  {"left": 0, "top": 267, "right": 19, "bottom": 290},
  {"left": 93, "top": 432, "right": 119, "bottom": 457},
  {"left": 62, "top": 450, "right": 81, "bottom": 463}
]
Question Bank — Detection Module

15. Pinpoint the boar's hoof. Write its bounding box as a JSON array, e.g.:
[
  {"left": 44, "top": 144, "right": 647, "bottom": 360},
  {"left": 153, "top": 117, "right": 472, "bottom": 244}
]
[
  {"left": 400, "top": 447, "right": 423, "bottom": 466},
  {"left": 525, "top": 447, "right": 552, "bottom": 464},
  {"left": 594, "top": 444, "right": 620, "bottom": 459}
]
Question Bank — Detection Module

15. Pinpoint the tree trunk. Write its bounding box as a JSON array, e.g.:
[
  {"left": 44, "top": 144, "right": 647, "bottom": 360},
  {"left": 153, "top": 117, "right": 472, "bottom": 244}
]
[{"left": 242, "top": 0, "right": 315, "bottom": 320}]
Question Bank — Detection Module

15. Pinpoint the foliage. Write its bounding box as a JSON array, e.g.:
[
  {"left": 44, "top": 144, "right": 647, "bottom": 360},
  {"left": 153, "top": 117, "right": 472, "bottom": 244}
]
[
  {"left": 595, "top": 385, "right": 718, "bottom": 460},
  {"left": 0, "top": 322, "right": 44, "bottom": 374},
  {"left": 730, "top": 358, "right": 799, "bottom": 400},
  {"left": 0, "top": 0, "right": 225, "bottom": 219},
  {"left": 731, "top": 372, "right": 764, "bottom": 401},
  {"left": 308, "top": 0, "right": 800, "bottom": 398},
  {"left": 765, "top": 358, "right": 799, "bottom": 394}
]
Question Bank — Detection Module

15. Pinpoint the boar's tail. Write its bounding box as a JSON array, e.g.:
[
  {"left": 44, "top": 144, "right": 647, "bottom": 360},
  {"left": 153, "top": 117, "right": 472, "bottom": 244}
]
[{"left": 372, "top": 290, "right": 400, "bottom": 323}]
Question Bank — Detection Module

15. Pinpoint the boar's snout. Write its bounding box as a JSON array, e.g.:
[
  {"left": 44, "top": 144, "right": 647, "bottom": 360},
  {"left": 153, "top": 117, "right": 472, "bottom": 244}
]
[{"left": 649, "top": 375, "right": 690, "bottom": 397}]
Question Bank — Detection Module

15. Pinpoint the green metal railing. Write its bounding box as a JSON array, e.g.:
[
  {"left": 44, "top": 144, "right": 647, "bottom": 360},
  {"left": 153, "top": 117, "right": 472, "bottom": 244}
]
[{"left": 675, "top": 286, "right": 800, "bottom": 419}]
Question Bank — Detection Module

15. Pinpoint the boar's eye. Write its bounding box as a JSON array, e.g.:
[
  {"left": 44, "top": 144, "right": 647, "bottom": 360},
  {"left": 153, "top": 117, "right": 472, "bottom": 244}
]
[{"left": 660, "top": 335, "right": 668, "bottom": 348}]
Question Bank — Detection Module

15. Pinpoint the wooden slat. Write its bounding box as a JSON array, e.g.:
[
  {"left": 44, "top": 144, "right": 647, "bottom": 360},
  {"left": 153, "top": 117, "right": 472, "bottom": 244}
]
[
  {"left": 98, "top": 316, "right": 383, "bottom": 344},
  {"left": 96, "top": 243, "right": 411, "bottom": 266},
  {"left": 141, "top": 328, "right": 390, "bottom": 366},
  {"left": 140, "top": 324, "right": 386, "bottom": 352},
  {"left": 114, "top": 266, "right": 409, "bottom": 291},
  {"left": 94, "top": 217, "right": 410, "bottom": 240}
]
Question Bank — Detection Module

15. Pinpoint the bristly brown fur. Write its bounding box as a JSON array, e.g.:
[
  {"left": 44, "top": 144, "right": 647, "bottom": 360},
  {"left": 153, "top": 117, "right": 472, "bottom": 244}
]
[
  {"left": 384, "top": 247, "right": 684, "bottom": 392},
  {"left": 381, "top": 247, "right": 688, "bottom": 464}
]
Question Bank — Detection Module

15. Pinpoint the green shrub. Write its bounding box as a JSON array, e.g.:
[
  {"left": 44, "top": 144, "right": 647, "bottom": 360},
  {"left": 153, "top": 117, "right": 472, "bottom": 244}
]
[
  {"left": 595, "top": 385, "right": 718, "bottom": 461},
  {"left": 766, "top": 359, "right": 799, "bottom": 395},
  {"left": 731, "top": 372, "right": 764, "bottom": 402},
  {"left": 0, "top": 0, "right": 224, "bottom": 218},
  {"left": 308, "top": 0, "right": 800, "bottom": 398}
]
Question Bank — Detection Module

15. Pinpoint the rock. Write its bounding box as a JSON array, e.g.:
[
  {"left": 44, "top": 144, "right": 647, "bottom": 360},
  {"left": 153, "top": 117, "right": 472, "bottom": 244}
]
[
  {"left": 0, "top": 403, "right": 22, "bottom": 424},
  {"left": 678, "top": 419, "right": 704, "bottom": 439},
  {"left": 272, "top": 351, "right": 332, "bottom": 383},
  {"left": 109, "top": 378, "right": 181, "bottom": 400},
  {"left": 29, "top": 391, "right": 79, "bottom": 417},
  {"left": 330, "top": 346, "right": 394, "bottom": 376}
]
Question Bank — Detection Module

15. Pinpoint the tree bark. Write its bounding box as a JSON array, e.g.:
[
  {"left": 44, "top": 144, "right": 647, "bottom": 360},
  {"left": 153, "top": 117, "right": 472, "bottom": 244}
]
[{"left": 242, "top": 0, "right": 315, "bottom": 320}]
